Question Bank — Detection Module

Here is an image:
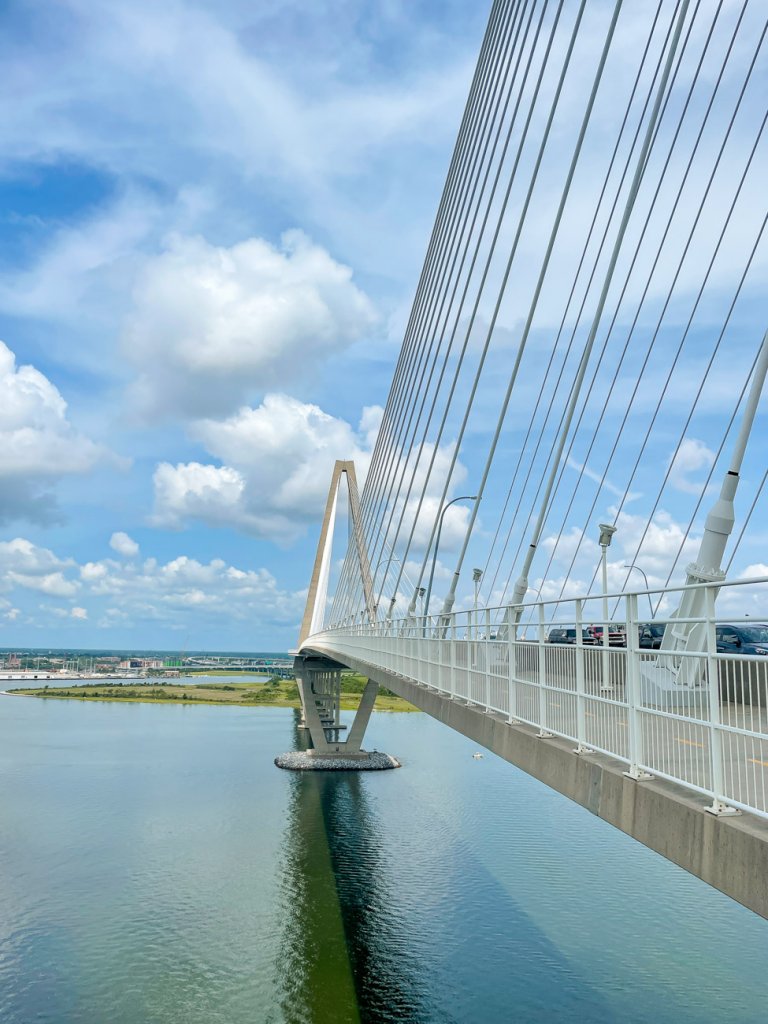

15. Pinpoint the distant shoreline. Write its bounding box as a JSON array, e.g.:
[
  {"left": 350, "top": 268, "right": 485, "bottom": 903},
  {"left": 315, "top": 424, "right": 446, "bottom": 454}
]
[{"left": 4, "top": 676, "right": 416, "bottom": 712}]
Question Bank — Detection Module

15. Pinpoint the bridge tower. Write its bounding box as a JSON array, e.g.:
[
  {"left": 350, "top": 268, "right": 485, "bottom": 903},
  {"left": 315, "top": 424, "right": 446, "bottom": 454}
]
[{"left": 276, "top": 460, "right": 399, "bottom": 771}]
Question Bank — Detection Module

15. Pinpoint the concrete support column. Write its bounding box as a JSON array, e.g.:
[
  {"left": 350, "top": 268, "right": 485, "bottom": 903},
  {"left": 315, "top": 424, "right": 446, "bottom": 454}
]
[{"left": 283, "top": 653, "right": 396, "bottom": 769}]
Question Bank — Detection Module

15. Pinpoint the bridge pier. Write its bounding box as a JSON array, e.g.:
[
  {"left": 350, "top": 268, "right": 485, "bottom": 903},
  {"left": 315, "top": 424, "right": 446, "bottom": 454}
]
[{"left": 274, "top": 654, "right": 399, "bottom": 771}]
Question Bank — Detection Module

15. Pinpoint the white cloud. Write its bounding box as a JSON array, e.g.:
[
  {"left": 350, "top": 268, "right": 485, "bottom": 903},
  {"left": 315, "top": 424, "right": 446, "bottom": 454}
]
[
  {"left": 81, "top": 561, "right": 109, "bottom": 581},
  {"left": 740, "top": 563, "right": 768, "bottom": 578},
  {"left": 8, "top": 571, "right": 80, "bottom": 598},
  {"left": 542, "top": 526, "right": 600, "bottom": 564},
  {"left": 668, "top": 437, "right": 716, "bottom": 495},
  {"left": 404, "top": 490, "right": 472, "bottom": 553},
  {"left": 0, "top": 0, "right": 475, "bottom": 280},
  {"left": 616, "top": 508, "right": 701, "bottom": 576},
  {"left": 152, "top": 395, "right": 381, "bottom": 542},
  {"left": 151, "top": 394, "right": 471, "bottom": 551},
  {"left": 78, "top": 551, "right": 305, "bottom": 628},
  {"left": 152, "top": 461, "right": 261, "bottom": 534},
  {"left": 0, "top": 341, "right": 116, "bottom": 523},
  {"left": 379, "top": 438, "right": 470, "bottom": 556},
  {"left": 0, "top": 535, "right": 308, "bottom": 632},
  {"left": 0, "top": 537, "right": 72, "bottom": 575},
  {"left": 109, "top": 531, "right": 140, "bottom": 557},
  {"left": 125, "top": 231, "right": 377, "bottom": 417},
  {"left": 716, "top": 566, "right": 768, "bottom": 617},
  {"left": 0, "top": 341, "right": 107, "bottom": 475},
  {"left": 0, "top": 598, "right": 21, "bottom": 623},
  {"left": 0, "top": 538, "right": 78, "bottom": 598},
  {"left": 196, "top": 394, "right": 379, "bottom": 507}
]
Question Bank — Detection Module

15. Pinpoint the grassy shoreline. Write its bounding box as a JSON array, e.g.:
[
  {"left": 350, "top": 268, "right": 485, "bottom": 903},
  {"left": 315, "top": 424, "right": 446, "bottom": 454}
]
[{"left": 8, "top": 674, "right": 416, "bottom": 712}]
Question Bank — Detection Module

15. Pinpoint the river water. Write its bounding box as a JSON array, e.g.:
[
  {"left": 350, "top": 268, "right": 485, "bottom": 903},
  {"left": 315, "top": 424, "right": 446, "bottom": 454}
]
[{"left": 1, "top": 696, "right": 766, "bottom": 1023}]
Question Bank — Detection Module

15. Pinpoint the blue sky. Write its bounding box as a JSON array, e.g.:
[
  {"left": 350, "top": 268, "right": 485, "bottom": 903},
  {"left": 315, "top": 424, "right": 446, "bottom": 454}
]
[
  {"left": 327, "top": 0, "right": 768, "bottom": 630},
  {"left": 0, "top": 0, "right": 765, "bottom": 651},
  {"left": 0, "top": 0, "right": 488, "bottom": 649}
]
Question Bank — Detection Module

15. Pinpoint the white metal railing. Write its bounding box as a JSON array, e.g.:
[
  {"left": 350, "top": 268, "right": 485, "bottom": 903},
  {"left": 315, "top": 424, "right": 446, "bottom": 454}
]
[{"left": 309, "top": 577, "right": 768, "bottom": 818}]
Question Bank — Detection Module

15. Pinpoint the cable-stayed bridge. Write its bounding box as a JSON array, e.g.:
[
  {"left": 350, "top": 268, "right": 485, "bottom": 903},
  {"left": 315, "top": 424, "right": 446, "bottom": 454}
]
[{"left": 289, "top": 0, "right": 768, "bottom": 918}]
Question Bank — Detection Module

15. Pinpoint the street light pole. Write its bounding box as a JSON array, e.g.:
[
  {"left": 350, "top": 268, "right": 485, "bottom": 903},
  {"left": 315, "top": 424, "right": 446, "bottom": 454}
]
[
  {"left": 373, "top": 554, "right": 402, "bottom": 619},
  {"left": 598, "top": 524, "right": 617, "bottom": 691},
  {"left": 373, "top": 553, "right": 401, "bottom": 584},
  {"left": 599, "top": 524, "right": 617, "bottom": 619},
  {"left": 624, "top": 564, "right": 654, "bottom": 619},
  {"left": 423, "top": 496, "right": 477, "bottom": 620},
  {"left": 472, "top": 568, "right": 483, "bottom": 639}
]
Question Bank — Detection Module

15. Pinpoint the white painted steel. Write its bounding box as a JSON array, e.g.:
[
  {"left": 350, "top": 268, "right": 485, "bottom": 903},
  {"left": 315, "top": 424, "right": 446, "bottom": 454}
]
[{"left": 307, "top": 577, "right": 768, "bottom": 819}]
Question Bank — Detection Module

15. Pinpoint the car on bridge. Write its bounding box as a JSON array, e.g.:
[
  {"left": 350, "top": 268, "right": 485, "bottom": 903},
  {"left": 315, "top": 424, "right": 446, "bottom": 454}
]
[
  {"left": 715, "top": 623, "right": 768, "bottom": 655},
  {"left": 589, "top": 625, "right": 627, "bottom": 646},
  {"left": 716, "top": 624, "right": 768, "bottom": 706},
  {"left": 547, "top": 627, "right": 597, "bottom": 645},
  {"left": 639, "top": 623, "right": 665, "bottom": 649}
]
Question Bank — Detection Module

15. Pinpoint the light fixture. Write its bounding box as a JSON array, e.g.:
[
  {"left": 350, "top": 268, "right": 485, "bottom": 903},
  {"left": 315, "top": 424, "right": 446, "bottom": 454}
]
[{"left": 598, "top": 523, "right": 617, "bottom": 548}]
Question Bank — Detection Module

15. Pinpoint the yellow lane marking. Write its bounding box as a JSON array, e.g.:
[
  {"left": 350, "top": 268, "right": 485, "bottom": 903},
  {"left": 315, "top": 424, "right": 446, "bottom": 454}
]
[
  {"left": 676, "top": 736, "right": 705, "bottom": 749},
  {"left": 748, "top": 758, "right": 768, "bottom": 768}
]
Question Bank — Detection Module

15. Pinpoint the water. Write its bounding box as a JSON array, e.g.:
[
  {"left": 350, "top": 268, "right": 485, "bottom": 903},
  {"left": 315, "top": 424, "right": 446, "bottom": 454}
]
[{"left": 1, "top": 696, "right": 766, "bottom": 1023}]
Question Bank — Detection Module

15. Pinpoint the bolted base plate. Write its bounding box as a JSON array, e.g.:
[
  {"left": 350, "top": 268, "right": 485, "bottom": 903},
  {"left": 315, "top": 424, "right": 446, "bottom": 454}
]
[
  {"left": 705, "top": 801, "right": 741, "bottom": 817},
  {"left": 274, "top": 750, "right": 401, "bottom": 772}
]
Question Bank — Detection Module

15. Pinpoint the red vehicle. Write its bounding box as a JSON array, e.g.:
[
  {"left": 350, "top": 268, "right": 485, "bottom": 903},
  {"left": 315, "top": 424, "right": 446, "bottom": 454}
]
[{"left": 589, "top": 625, "right": 626, "bottom": 646}]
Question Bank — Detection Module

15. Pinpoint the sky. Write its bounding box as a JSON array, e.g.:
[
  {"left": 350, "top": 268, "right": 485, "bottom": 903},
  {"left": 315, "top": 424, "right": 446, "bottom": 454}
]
[
  {"left": 327, "top": 0, "right": 768, "bottom": 631},
  {"left": 0, "top": 0, "right": 489, "bottom": 650},
  {"left": 0, "top": 0, "right": 765, "bottom": 652}
]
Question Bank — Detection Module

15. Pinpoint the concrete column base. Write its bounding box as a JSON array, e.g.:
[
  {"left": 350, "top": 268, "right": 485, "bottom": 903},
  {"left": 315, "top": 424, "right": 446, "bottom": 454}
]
[{"left": 274, "top": 750, "right": 400, "bottom": 771}]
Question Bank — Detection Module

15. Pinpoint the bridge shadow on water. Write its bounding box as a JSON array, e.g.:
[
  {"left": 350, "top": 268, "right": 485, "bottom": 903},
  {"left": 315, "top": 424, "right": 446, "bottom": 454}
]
[
  {"left": 275, "top": 712, "right": 424, "bottom": 1024},
  {"left": 275, "top": 712, "right": 625, "bottom": 1024}
]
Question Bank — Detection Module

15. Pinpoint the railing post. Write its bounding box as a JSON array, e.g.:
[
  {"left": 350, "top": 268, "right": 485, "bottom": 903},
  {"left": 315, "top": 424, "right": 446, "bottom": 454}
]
[
  {"left": 537, "top": 602, "right": 552, "bottom": 738},
  {"left": 450, "top": 616, "right": 456, "bottom": 699},
  {"left": 485, "top": 608, "right": 491, "bottom": 712},
  {"left": 574, "top": 598, "right": 591, "bottom": 754},
  {"left": 417, "top": 616, "right": 422, "bottom": 677},
  {"left": 424, "top": 616, "right": 430, "bottom": 686},
  {"left": 426, "top": 615, "right": 432, "bottom": 683},
  {"left": 623, "top": 593, "right": 653, "bottom": 781},
  {"left": 401, "top": 618, "right": 407, "bottom": 676},
  {"left": 704, "top": 585, "right": 739, "bottom": 815},
  {"left": 507, "top": 606, "right": 518, "bottom": 724},
  {"left": 600, "top": 596, "right": 613, "bottom": 693},
  {"left": 440, "top": 613, "right": 448, "bottom": 689}
]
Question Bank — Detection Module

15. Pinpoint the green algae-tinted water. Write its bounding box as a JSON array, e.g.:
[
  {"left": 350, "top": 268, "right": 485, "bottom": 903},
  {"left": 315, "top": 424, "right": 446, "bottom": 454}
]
[{"left": 1, "top": 696, "right": 766, "bottom": 1023}]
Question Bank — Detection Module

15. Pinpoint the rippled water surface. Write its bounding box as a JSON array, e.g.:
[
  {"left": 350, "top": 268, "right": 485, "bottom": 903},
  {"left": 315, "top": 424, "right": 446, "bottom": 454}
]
[{"left": 1, "top": 696, "right": 766, "bottom": 1023}]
